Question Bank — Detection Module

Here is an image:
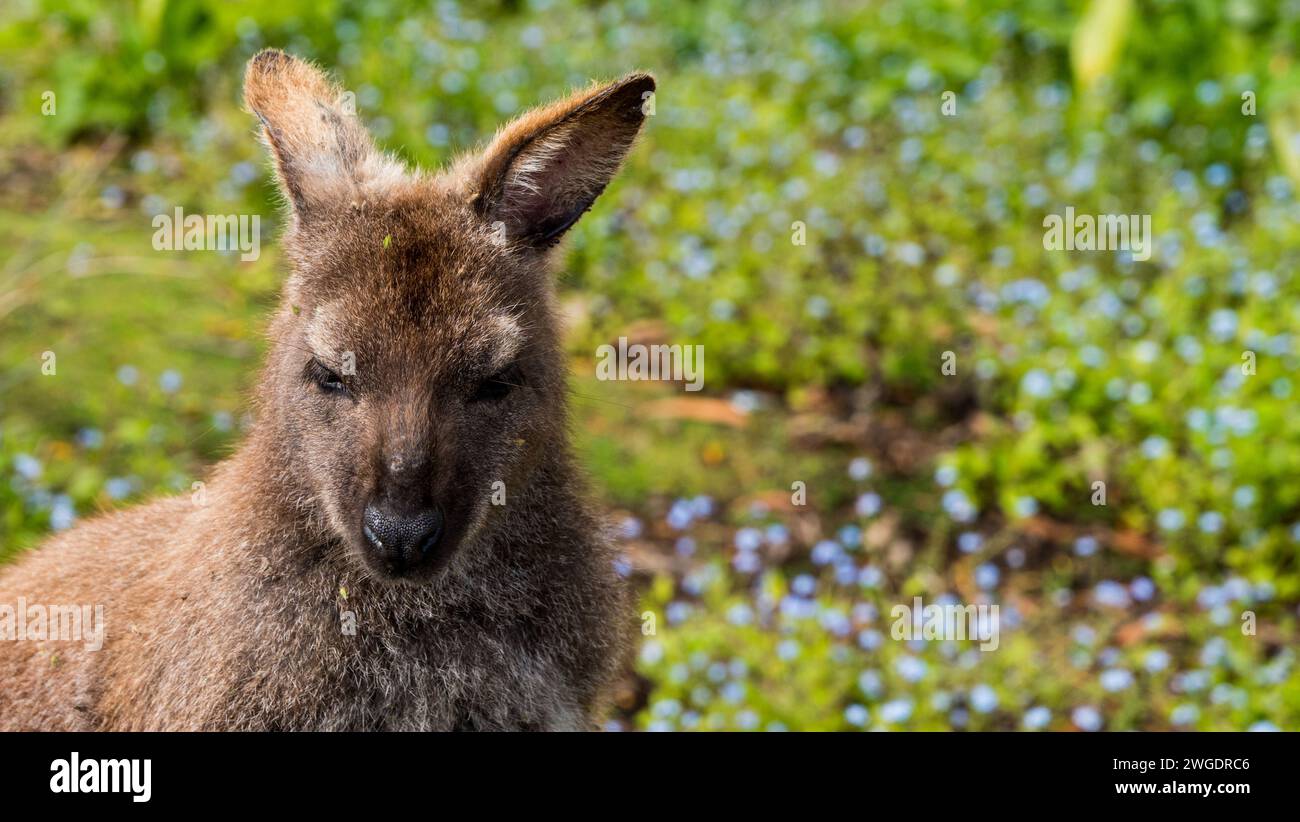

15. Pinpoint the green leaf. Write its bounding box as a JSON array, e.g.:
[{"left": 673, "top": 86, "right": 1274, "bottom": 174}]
[{"left": 1071, "top": 0, "right": 1133, "bottom": 91}]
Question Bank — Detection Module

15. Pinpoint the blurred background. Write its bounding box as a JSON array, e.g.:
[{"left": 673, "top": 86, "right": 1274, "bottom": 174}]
[{"left": 2, "top": 0, "right": 1300, "bottom": 731}]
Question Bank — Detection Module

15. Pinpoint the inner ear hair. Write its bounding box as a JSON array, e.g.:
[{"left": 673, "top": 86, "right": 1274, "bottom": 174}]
[{"left": 470, "top": 73, "right": 655, "bottom": 248}]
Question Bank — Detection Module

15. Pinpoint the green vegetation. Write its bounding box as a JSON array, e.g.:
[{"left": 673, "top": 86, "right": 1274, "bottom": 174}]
[{"left": 2, "top": 0, "right": 1299, "bottom": 730}]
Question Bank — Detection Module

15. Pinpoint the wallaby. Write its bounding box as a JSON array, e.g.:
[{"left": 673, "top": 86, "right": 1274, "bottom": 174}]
[{"left": 0, "top": 50, "right": 654, "bottom": 730}]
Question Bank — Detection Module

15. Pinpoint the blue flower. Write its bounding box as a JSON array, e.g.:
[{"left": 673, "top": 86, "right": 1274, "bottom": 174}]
[
  {"left": 834, "top": 559, "right": 858, "bottom": 586},
  {"left": 858, "top": 670, "right": 883, "bottom": 698},
  {"left": 612, "top": 556, "right": 632, "bottom": 578},
  {"left": 1093, "top": 581, "right": 1131, "bottom": 608},
  {"left": 1006, "top": 497, "right": 1037, "bottom": 523},
  {"left": 811, "top": 540, "right": 841, "bottom": 565},
  {"left": 639, "top": 641, "right": 664, "bottom": 665},
  {"left": 1143, "top": 649, "right": 1171, "bottom": 673},
  {"left": 844, "top": 704, "right": 870, "bottom": 727},
  {"left": 857, "top": 565, "right": 883, "bottom": 588},
  {"left": 848, "top": 457, "right": 873, "bottom": 481},
  {"left": 1140, "top": 436, "right": 1169, "bottom": 459},
  {"left": 1176, "top": 670, "right": 1211, "bottom": 693},
  {"left": 1156, "top": 509, "right": 1185, "bottom": 531},
  {"left": 942, "top": 489, "right": 977, "bottom": 523},
  {"left": 76, "top": 428, "right": 104, "bottom": 449},
  {"left": 159, "top": 369, "right": 183, "bottom": 394},
  {"left": 1198, "top": 512, "right": 1224, "bottom": 534},
  {"left": 618, "top": 517, "right": 643, "bottom": 540},
  {"left": 1170, "top": 704, "right": 1199, "bottom": 726},
  {"left": 1130, "top": 577, "right": 1156, "bottom": 601},
  {"left": 975, "top": 563, "right": 1000, "bottom": 590},
  {"left": 1022, "top": 706, "right": 1051, "bottom": 730},
  {"left": 791, "top": 574, "right": 816, "bottom": 598},
  {"left": 857, "top": 629, "right": 883, "bottom": 651},
  {"left": 1021, "top": 369, "right": 1053, "bottom": 398},
  {"left": 1208, "top": 309, "right": 1238, "bottom": 341},
  {"left": 1072, "top": 706, "right": 1103, "bottom": 731},
  {"left": 50, "top": 495, "right": 77, "bottom": 530},
  {"left": 855, "top": 492, "right": 882, "bottom": 517},
  {"left": 1196, "top": 585, "right": 1227, "bottom": 609},
  {"left": 838, "top": 524, "right": 863, "bottom": 549},
  {"left": 1210, "top": 682, "right": 1246, "bottom": 708},
  {"left": 969, "top": 684, "right": 999, "bottom": 714},
  {"left": 734, "top": 527, "right": 762, "bottom": 552},
  {"left": 1072, "top": 624, "right": 1097, "bottom": 646},
  {"left": 666, "top": 602, "right": 692, "bottom": 625},
  {"left": 780, "top": 595, "right": 816, "bottom": 620},
  {"left": 13, "top": 454, "right": 42, "bottom": 480},
  {"left": 1100, "top": 668, "right": 1134, "bottom": 692},
  {"left": 820, "top": 609, "right": 851, "bottom": 637},
  {"left": 735, "top": 710, "right": 760, "bottom": 730},
  {"left": 1199, "top": 638, "right": 1227, "bottom": 667},
  {"left": 895, "top": 656, "right": 927, "bottom": 683},
  {"left": 690, "top": 495, "right": 714, "bottom": 518},
  {"left": 879, "top": 698, "right": 913, "bottom": 724},
  {"left": 666, "top": 500, "right": 693, "bottom": 530},
  {"left": 732, "top": 552, "right": 761, "bottom": 574},
  {"left": 721, "top": 682, "right": 746, "bottom": 704}
]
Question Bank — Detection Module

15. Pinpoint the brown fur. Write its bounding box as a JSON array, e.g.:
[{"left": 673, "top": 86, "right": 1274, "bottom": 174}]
[{"left": 0, "top": 51, "right": 654, "bottom": 730}]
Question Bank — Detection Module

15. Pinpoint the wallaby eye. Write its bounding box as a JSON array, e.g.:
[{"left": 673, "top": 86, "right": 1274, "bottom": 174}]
[
  {"left": 306, "top": 358, "right": 348, "bottom": 396},
  {"left": 471, "top": 363, "right": 522, "bottom": 403}
]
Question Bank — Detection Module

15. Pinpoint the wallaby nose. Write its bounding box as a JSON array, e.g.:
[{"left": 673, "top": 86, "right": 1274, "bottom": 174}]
[{"left": 362, "top": 504, "right": 443, "bottom": 564}]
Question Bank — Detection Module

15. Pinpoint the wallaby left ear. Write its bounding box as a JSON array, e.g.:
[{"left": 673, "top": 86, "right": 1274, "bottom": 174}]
[
  {"left": 466, "top": 73, "right": 655, "bottom": 248},
  {"left": 244, "top": 49, "right": 403, "bottom": 217}
]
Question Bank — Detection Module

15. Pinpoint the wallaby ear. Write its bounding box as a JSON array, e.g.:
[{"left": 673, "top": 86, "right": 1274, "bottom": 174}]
[
  {"left": 243, "top": 49, "right": 402, "bottom": 215},
  {"left": 467, "top": 73, "right": 655, "bottom": 248}
]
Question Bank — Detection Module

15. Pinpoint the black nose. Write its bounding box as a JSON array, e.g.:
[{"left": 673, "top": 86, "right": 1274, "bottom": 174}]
[{"left": 362, "top": 504, "right": 443, "bottom": 562}]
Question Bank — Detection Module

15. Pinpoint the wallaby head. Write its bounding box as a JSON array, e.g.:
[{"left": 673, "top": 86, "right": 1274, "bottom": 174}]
[{"left": 242, "top": 49, "right": 653, "bottom": 583}]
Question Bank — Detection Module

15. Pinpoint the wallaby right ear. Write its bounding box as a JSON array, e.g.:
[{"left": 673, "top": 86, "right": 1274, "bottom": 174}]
[
  {"left": 462, "top": 73, "right": 655, "bottom": 249},
  {"left": 243, "top": 49, "right": 402, "bottom": 216}
]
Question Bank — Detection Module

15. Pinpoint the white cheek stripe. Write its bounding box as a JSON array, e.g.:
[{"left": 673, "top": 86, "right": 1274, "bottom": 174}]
[
  {"left": 306, "top": 301, "right": 347, "bottom": 363},
  {"left": 486, "top": 313, "right": 524, "bottom": 369}
]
